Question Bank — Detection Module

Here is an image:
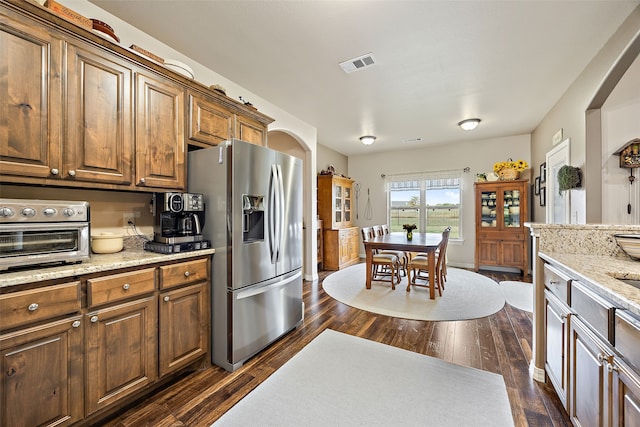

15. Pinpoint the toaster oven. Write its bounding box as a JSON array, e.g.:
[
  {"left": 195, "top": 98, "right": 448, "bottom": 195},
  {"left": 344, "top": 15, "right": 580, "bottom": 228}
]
[{"left": 0, "top": 199, "right": 90, "bottom": 271}]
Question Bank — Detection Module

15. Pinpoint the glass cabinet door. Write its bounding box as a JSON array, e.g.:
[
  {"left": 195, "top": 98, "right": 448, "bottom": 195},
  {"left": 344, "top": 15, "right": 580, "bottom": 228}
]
[
  {"left": 503, "top": 189, "right": 521, "bottom": 228},
  {"left": 480, "top": 190, "right": 498, "bottom": 227},
  {"left": 334, "top": 185, "right": 342, "bottom": 223},
  {"left": 344, "top": 186, "right": 351, "bottom": 223}
]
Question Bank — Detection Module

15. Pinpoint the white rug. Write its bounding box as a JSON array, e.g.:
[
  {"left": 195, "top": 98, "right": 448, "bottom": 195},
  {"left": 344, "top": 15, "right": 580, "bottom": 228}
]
[
  {"left": 212, "top": 329, "right": 514, "bottom": 427},
  {"left": 322, "top": 263, "right": 505, "bottom": 321},
  {"left": 500, "top": 281, "right": 533, "bottom": 312}
]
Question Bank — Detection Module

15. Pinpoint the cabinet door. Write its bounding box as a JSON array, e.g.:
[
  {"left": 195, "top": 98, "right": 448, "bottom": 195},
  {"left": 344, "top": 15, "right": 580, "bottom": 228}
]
[
  {"left": 135, "top": 72, "right": 185, "bottom": 190},
  {"left": 338, "top": 229, "right": 350, "bottom": 264},
  {"left": 235, "top": 113, "right": 266, "bottom": 146},
  {"left": 188, "top": 92, "right": 233, "bottom": 147},
  {"left": 569, "top": 316, "right": 611, "bottom": 427},
  {"left": 0, "top": 12, "right": 62, "bottom": 179},
  {"left": 85, "top": 296, "right": 157, "bottom": 415},
  {"left": 1, "top": 316, "right": 83, "bottom": 427},
  {"left": 612, "top": 358, "right": 640, "bottom": 427},
  {"left": 159, "top": 282, "right": 208, "bottom": 377},
  {"left": 545, "top": 290, "right": 570, "bottom": 407},
  {"left": 477, "top": 239, "right": 499, "bottom": 265},
  {"left": 502, "top": 239, "right": 525, "bottom": 266},
  {"left": 65, "top": 42, "right": 134, "bottom": 184},
  {"left": 348, "top": 228, "right": 359, "bottom": 262}
]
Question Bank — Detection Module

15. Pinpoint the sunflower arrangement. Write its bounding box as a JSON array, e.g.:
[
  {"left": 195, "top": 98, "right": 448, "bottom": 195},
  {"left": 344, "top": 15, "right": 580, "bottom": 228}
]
[{"left": 493, "top": 159, "right": 528, "bottom": 174}]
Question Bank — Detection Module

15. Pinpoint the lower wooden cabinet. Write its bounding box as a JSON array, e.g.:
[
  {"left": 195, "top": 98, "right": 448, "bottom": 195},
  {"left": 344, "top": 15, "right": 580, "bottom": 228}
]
[
  {"left": 544, "top": 290, "right": 570, "bottom": 407},
  {"left": 0, "top": 255, "right": 211, "bottom": 426},
  {"left": 323, "top": 226, "right": 359, "bottom": 270},
  {"left": 85, "top": 296, "right": 157, "bottom": 415},
  {"left": 0, "top": 316, "right": 83, "bottom": 427},
  {"left": 159, "top": 282, "right": 208, "bottom": 376}
]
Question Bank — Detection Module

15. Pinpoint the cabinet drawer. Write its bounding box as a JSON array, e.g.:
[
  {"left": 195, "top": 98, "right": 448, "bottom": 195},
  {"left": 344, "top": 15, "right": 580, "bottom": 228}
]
[
  {"left": 571, "top": 280, "right": 615, "bottom": 343},
  {"left": 544, "top": 263, "right": 571, "bottom": 304},
  {"left": 87, "top": 268, "right": 156, "bottom": 307},
  {"left": 0, "top": 282, "right": 81, "bottom": 330},
  {"left": 615, "top": 310, "right": 640, "bottom": 370},
  {"left": 159, "top": 258, "right": 208, "bottom": 289}
]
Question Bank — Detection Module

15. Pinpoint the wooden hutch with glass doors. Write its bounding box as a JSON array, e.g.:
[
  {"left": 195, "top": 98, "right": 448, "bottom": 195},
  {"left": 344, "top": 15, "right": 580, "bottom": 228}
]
[
  {"left": 474, "top": 179, "right": 529, "bottom": 275},
  {"left": 317, "top": 175, "right": 359, "bottom": 270}
]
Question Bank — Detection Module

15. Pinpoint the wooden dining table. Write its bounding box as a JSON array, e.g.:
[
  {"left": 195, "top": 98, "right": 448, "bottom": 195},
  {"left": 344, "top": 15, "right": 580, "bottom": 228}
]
[{"left": 363, "top": 232, "right": 443, "bottom": 299}]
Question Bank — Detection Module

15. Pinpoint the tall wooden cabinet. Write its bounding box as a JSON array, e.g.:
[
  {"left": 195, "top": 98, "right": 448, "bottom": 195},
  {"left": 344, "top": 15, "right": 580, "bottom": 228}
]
[
  {"left": 474, "top": 179, "right": 528, "bottom": 275},
  {"left": 317, "top": 175, "right": 359, "bottom": 270}
]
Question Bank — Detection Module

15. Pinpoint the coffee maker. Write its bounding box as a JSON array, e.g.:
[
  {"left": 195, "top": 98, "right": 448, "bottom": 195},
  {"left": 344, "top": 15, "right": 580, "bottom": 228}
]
[{"left": 144, "top": 193, "right": 210, "bottom": 253}]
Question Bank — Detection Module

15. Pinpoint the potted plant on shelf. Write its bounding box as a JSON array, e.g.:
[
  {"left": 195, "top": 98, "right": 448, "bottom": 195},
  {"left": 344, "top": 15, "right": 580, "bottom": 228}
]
[
  {"left": 493, "top": 159, "right": 528, "bottom": 180},
  {"left": 557, "top": 165, "right": 582, "bottom": 194}
]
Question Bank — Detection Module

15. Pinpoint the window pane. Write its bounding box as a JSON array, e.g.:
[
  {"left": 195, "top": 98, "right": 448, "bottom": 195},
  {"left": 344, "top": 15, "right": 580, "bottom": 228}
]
[
  {"left": 426, "top": 188, "right": 460, "bottom": 237},
  {"left": 389, "top": 189, "right": 419, "bottom": 232}
]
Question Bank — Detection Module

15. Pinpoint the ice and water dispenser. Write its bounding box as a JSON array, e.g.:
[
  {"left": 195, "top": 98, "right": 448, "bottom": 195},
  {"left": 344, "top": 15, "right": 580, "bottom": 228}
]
[{"left": 242, "top": 195, "right": 264, "bottom": 242}]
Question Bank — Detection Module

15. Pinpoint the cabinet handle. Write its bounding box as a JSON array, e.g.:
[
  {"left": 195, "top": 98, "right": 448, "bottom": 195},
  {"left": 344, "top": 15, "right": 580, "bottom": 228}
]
[
  {"left": 28, "top": 303, "right": 39, "bottom": 312},
  {"left": 51, "top": 168, "right": 59, "bottom": 175},
  {"left": 184, "top": 271, "right": 190, "bottom": 277},
  {"left": 560, "top": 314, "right": 568, "bottom": 320},
  {"left": 122, "top": 283, "right": 130, "bottom": 290},
  {"left": 163, "top": 296, "right": 170, "bottom": 302},
  {"left": 549, "top": 279, "right": 559, "bottom": 285},
  {"left": 597, "top": 353, "right": 606, "bottom": 363},
  {"left": 68, "top": 170, "right": 76, "bottom": 177},
  {"left": 72, "top": 320, "right": 81, "bottom": 328},
  {"left": 90, "top": 315, "right": 99, "bottom": 323},
  {"left": 607, "top": 362, "right": 619, "bottom": 373}
]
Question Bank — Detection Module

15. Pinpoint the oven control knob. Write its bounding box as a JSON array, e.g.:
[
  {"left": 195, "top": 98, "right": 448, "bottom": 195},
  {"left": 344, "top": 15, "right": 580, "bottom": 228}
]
[
  {"left": 62, "top": 208, "right": 75, "bottom": 217},
  {"left": 43, "top": 208, "right": 56, "bottom": 217},
  {"left": 0, "top": 207, "right": 15, "bottom": 218},
  {"left": 21, "top": 207, "right": 36, "bottom": 217}
]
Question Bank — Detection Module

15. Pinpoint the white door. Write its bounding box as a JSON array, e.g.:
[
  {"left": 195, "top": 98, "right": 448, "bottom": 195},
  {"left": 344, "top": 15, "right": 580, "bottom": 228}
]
[{"left": 546, "top": 139, "right": 571, "bottom": 224}]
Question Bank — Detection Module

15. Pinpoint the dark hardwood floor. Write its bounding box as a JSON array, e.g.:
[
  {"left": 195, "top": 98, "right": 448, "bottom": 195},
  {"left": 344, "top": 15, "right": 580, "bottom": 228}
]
[{"left": 100, "top": 267, "right": 571, "bottom": 427}]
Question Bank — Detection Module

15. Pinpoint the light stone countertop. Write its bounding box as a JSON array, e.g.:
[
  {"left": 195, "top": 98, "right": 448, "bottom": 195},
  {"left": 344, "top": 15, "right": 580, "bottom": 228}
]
[
  {"left": 539, "top": 251, "right": 640, "bottom": 316},
  {"left": 0, "top": 248, "right": 215, "bottom": 288}
]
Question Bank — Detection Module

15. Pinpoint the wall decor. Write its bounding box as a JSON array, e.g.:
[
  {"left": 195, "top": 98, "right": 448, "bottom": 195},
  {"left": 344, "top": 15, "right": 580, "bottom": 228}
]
[
  {"left": 534, "top": 177, "right": 541, "bottom": 195},
  {"left": 540, "top": 162, "right": 547, "bottom": 183},
  {"left": 539, "top": 187, "right": 546, "bottom": 207}
]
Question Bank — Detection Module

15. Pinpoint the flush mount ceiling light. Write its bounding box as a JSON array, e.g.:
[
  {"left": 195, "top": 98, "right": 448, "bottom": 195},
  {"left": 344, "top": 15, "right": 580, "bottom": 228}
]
[
  {"left": 458, "top": 118, "right": 481, "bottom": 131},
  {"left": 360, "top": 135, "right": 376, "bottom": 145}
]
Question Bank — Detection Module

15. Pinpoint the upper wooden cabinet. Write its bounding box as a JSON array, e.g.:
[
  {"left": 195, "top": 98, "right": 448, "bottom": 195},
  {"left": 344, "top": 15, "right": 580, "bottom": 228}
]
[
  {"left": 0, "top": 9, "right": 62, "bottom": 180},
  {"left": 0, "top": 0, "right": 273, "bottom": 191},
  {"left": 317, "top": 175, "right": 354, "bottom": 230},
  {"left": 474, "top": 179, "right": 529, "bottom": 275},
  {"left": 66, "top": 42, "right": 134, "bottom": 185},
  {"left": 135, "top": 71, "right": 185, "bottom": 189}
]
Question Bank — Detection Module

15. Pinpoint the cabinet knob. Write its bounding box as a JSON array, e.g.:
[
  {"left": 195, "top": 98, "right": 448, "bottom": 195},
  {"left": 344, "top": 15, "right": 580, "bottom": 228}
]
[
  {"left": 560, "top": 314, "right": 568, "bottom": 320},
  {"left": 51, "top": 168, "right": 59, "bottom": 175},
  {"left": 549, "top": 280, "right": 559, "bottom": 285},
  {"left": 607, "top": 362, "right": 619, "bottom": 373},
  {"left": 597, "top": 353, "right": 606, "bottom": 363},
  {"left": 90, "top": 315, "right": 99, "bottom": 323},
  {"left": 72, "top": 320, "right": 81, "bottom": 328},
  {"left": 68, "top": 170, "right": 76, "bottom": 177},
  {"left": 28, "top": 303, "right": 39, "bottom": 312},
  {"left": 139, "top": 178, "right": 146, "bottom": 185},
  {"left": 122, "top": 283, "right": 130, "bottom": 290},
  {"left": 163, "top": 296, "right": 170, "bottom": 302},
  {"left": 184, "top": 271, "right": 190, "bottom": 277}
]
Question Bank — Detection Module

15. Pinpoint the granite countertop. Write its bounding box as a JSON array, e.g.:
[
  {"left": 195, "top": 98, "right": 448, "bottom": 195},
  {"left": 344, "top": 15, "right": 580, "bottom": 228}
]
[
  {"left": 539, "top": 251, "right": 640, "bottom": 315},
  {"left": 0, "top": 248, "right": 215, "bottom": 288}
]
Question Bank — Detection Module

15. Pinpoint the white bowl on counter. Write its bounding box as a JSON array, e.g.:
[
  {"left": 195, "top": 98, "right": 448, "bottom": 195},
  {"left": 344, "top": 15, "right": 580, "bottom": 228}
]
[{"left": 91, "top": 233, "right": 124, "bottom": 254}]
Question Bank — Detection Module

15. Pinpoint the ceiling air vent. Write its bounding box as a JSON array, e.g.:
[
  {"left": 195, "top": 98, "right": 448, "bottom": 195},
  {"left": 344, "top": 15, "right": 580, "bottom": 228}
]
[{"left": 339, "top": 53, "right": 376, "bottom": 73}]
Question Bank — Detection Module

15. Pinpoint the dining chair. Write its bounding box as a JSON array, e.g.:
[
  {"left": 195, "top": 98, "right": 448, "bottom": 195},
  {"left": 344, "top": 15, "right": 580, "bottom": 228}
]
[
  {"left": 373, "top": 225, "right": 409, "bottom": 277},
  {"left": 361, "top": 226, "right": 400, "bottom": 289},
  {"left": 406, "top": 227, "right": 450, "bottom": 295},
  {"left": 413, "top": 226, "right": 451, "bottom": 284}
]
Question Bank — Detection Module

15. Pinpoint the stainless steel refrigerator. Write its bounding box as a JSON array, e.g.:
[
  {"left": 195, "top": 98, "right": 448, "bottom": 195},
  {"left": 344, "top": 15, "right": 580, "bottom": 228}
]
[{"left": 188, "top": 139, "right": 303, "bottom": 372}]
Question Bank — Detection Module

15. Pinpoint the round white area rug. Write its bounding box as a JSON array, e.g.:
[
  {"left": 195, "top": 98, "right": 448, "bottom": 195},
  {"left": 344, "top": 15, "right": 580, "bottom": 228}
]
[
  {"left": 322, "top": 263, "right": 505, "bottom": 321},
  {"left": 500, "top": 281, "right": 533, "bottom": 312}
]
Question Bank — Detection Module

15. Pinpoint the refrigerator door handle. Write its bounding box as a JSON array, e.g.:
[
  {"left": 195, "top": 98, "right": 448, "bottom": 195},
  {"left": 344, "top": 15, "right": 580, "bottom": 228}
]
[
  {"left": 269, "top": 164, "right": 278, "bottom": 263},
  {"left": 275, "top": 164, "right": 285, "bottom": 262},
  {"left": 235, "top": 271, "right": 302, "bottom": 300}
]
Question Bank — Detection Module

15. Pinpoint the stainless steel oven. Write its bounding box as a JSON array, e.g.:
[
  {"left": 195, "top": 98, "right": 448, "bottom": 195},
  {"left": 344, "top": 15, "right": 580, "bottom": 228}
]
[{"left": 0, "top": 199, "right": 90, "bottom": 271}]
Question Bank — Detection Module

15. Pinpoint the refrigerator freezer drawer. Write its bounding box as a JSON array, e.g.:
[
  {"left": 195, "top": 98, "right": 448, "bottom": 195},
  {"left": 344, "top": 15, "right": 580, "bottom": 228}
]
[{"left": 230, "top": 270, "right": 302, "bottom": 366}]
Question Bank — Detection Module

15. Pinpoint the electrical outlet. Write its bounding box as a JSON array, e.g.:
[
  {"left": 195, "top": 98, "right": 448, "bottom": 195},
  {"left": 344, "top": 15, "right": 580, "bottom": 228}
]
[{"left": 123, "top": 213, "right": 136, "bottom": 228}]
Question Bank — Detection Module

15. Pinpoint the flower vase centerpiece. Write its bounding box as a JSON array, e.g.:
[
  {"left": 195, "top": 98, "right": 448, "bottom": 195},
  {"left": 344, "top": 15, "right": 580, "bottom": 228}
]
[
  {"left": 403, "top": 223, "right": 417, "bottom": 240},
  {"left": 493, "top": 158, "right": 528, "bottom": 180}
]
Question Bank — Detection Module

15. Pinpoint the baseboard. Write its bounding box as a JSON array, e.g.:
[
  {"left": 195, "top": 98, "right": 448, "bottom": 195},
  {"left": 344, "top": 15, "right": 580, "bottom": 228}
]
[{"left": 530, "top": 360, "right": 546, "bottom": 382}]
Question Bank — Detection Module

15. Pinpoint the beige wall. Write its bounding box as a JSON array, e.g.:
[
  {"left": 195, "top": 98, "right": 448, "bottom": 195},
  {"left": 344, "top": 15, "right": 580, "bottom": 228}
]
[
  {"left": 530, "top": 5, "right": 640, "bottom": 224},
  {"left": 316, "top": 144, "right": 348, "bottom": 176},
  {"left": 348, "top": 134, "right": 531, "bottom": 269}
]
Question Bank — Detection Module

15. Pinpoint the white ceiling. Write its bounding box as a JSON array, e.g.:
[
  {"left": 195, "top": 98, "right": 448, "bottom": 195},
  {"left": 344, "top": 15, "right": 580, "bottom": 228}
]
[{"left": 89, "top": 0, "right": 639, "bottom": 156}]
